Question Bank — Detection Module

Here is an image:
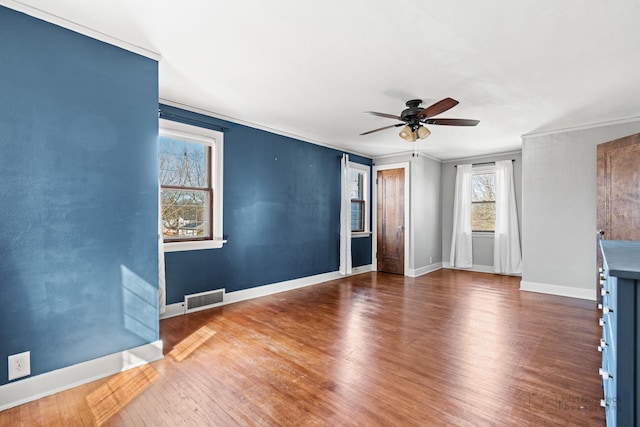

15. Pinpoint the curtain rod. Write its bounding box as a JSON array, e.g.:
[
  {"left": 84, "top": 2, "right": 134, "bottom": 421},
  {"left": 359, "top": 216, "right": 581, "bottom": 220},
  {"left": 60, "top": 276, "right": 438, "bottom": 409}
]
[
  {"left": 159, "top": 110, "right": 231, "bottom": 133},
  {"left": 454, "top": 159, "right": 515, "bottom": 167}
]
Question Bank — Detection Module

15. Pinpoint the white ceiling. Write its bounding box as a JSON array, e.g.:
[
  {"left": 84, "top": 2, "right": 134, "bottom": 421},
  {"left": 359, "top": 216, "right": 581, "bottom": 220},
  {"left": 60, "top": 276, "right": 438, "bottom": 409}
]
[{"left": 6, "top": 0, "right": 640, "bottom": 160}]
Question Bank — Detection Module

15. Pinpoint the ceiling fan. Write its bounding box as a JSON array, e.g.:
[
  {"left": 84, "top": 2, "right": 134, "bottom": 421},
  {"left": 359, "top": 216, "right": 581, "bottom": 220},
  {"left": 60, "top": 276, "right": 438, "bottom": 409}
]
[{"left": 360, "top": 98, "right": 479, "bottom": 142}]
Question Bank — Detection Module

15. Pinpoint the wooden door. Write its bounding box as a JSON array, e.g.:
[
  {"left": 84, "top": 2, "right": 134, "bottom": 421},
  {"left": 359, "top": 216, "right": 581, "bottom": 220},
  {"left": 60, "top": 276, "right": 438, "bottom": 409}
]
[
  {"left": 597, "top": 133, "right": 640, "bottom": 241},
  {"left": 377, "top": 168, "right": 405, "bottom": 274}
]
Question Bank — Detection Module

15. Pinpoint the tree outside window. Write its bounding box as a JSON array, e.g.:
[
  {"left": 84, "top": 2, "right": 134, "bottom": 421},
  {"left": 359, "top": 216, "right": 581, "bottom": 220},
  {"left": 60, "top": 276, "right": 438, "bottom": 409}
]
[
  {"left": 471, "top": 173, "right": 496, "bottom": 231},
  {"left": 159, "top": 136, "right": 212, "bottom": 241}
]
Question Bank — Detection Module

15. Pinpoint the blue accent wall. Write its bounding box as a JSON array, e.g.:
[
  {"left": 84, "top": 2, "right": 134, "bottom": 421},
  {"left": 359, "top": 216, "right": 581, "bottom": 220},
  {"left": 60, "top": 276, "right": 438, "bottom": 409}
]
[
  {"left": 160, "top": 105, "right": 372, "bottom": 304},
  {"left": 0, "top": 7, "right": 159, "bottom": 385}
]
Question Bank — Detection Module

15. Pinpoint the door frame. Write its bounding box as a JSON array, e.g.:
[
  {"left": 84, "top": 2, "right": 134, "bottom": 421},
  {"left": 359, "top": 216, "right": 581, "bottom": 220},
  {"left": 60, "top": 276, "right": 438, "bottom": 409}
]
[{"left": 372, "top": 162, "right": 410, "bottom": 275}]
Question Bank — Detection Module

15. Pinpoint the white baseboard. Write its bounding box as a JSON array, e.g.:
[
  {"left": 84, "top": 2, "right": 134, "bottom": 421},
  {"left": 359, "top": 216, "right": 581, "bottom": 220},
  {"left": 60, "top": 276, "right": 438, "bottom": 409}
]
[
  {"left": 520, "top": 280, "right": 596, "bottom": 301},
  {"left": 161, "top": 265, "right": 374, "bottom": 319},
  {"left": 226, "top": 265, "right": 373, "bottom": 305},
  {"left": 159, "top": 301, "right": 187, "bottom": 320},
  {"left": 407, "top": 262, "right": 443, "bottom": 277},
  {"left": 351, "top": 264, "right": 374, "bottom": 275},
  {"left": 0, "top": 340, "right": 163, "bottom": 411},
  {"left": 442, "top": 262, "right": 495, "bottom": 274},
  {"left": 225, "top": 271, "right": 341, "bottom": 305}
]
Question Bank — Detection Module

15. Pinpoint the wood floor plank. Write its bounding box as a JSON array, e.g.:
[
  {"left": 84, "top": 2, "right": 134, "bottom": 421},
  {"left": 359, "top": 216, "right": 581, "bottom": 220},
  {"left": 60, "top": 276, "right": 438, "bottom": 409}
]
[{"left": 0, "top": 270, "right": 605, "bottom": 426}]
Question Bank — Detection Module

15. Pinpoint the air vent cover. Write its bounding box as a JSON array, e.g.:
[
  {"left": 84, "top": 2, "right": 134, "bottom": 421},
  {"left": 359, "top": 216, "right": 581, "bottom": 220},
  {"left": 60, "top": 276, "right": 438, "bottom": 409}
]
[{"left": 184, "top": 289, "right": 225, "bottom": 313}]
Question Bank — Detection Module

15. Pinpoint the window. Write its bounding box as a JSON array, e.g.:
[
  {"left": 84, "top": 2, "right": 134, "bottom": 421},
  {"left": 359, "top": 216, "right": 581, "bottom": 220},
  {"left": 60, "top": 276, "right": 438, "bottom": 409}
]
[
  {"left": 349, "top": 162, "right": 370, "bottom": 236},
  {"left": 471, "top": 171, "right": 496, "bottom": 232},
  {"left": 350, "top": 170, "right": 364, "bottom": 231},
  {"left": 159, "top": 136, "right": 211, "bottom": 240},
  {"left": 159, "top": 119, "right": 224, "bottom": 251}
]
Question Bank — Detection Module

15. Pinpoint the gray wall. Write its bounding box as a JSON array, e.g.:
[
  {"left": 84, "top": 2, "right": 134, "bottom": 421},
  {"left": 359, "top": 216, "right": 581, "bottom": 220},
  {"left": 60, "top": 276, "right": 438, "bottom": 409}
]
[
  {"left": 521, "top": 120, "right": 640, "bottom": 293},
  {"left": 374, "top": 153, "right": 442, "bottom": 271},
  {"left": 412, "top": 155, "right": 443, "bottom": 268},
  {"left": 441, "top": 152, "right": 523, "bottom": 268}
]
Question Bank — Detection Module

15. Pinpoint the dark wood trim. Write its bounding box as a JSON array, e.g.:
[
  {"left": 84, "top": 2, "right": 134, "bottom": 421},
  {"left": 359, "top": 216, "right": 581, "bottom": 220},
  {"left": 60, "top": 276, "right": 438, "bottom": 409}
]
[
  {"left": 206, "top": 145, "right": 213, "bottom": 239},
  {"left": 160, "top": 184, "right": 209, "bottom": 191},
  {"left": 161, "top": 145, "right": 214, "bottom": 242}
]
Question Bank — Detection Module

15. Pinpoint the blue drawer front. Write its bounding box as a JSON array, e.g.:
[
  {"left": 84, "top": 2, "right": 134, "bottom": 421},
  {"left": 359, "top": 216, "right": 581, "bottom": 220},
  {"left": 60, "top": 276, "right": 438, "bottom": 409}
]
[{"left": 601, "top": 264, "right": 617, "bottom": 426}]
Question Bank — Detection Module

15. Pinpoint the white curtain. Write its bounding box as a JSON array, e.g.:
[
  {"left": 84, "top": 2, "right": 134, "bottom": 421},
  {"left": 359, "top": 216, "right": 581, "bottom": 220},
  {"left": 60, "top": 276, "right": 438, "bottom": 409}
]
[
  {"left": 450, "top": 164, "right": 473, "bottom": 268},
  {"left": 158, "top": 184, "right": 166, "bottom": 314},
  {"left": 339, "top": 154, "right": 352, "bottom": 275},
  {"left": 493, "top": 160, "right": 522, "bottom": 275}
]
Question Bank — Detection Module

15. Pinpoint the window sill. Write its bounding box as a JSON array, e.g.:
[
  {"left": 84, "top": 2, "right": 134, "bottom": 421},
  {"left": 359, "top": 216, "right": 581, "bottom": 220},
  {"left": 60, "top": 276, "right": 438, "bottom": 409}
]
[
  {"left": 163, "top": 239, "right": 227, "bottom": 252},
  {"left": 472, "top": 231, "right": 494, "bottom": 238},
  {"left": 352, "top": 231, "right": 372, "bottom": 238}
]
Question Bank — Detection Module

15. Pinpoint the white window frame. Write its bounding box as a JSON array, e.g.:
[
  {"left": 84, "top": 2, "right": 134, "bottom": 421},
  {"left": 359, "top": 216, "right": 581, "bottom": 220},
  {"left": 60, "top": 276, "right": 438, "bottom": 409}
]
[
  {"left": 471, "top": 164, "right": 496, "bottom": 235},
  {"left": 349, "top": 162, "right": 371, "bottom": 238},
  {"left": 159, "top": 118, "right": 225, "bottom": 252}
]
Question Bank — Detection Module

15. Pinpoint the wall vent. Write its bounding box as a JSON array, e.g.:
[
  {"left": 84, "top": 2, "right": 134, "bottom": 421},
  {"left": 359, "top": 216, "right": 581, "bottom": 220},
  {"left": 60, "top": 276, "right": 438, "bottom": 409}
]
[{"left": 184, "top": 289, "right": 225, "bottom": 314}]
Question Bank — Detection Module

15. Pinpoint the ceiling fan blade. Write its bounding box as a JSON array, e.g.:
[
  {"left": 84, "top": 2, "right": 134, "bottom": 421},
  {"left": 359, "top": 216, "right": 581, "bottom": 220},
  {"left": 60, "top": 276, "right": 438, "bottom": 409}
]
[
  {"left": 424, "top": 118, "right": 479, "bottom": 126},
  {"left": 416, "top": 98, "right": 459, "bottom": 119},
  {"left": 360, "top": 123, "right": 404, "bottom": 135},
  {"left": 365, "top": 111, "right": 403, "bottom": 120}
]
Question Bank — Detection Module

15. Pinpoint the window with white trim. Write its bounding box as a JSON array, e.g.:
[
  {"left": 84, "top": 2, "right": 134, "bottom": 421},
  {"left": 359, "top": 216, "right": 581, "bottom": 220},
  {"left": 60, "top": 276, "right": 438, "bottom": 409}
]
[
  {"left": 159, "top": 119, "right": 224, "bottom": 251},
  {"left": 471, "top": 170, "right": 496, "bottom": 232},
  {"left": 349, "top": 162, "right": 370, "bottom": 236}
]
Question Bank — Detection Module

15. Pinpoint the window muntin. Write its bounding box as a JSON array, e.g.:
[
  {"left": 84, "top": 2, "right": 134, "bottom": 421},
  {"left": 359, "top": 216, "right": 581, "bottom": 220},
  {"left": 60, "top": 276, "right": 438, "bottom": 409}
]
[
  {"left": 159, "top": 118, "right": 224, "bottom": 251},
  {"left": 471, "top": 172, "right": 496, "bottom": 232}
]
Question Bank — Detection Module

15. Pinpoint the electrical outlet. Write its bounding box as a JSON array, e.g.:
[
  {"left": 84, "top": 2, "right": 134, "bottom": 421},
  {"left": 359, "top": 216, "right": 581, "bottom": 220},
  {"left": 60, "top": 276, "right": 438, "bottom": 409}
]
[
  {"left": 8, "top": 351, "right": 30, "bottom": 381},
  {"left": 429, "top": 256, "right": 433, "bottom": 264}
]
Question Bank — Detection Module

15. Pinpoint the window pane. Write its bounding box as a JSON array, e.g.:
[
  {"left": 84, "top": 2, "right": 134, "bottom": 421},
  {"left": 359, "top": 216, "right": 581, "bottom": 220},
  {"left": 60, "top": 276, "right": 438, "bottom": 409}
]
[
  {"left": 159, "top": 136, "right": 208, "bottom": 188},
  {"left": 471, "top": 172, "right": 496, "bottom": 231},
  {"left": 471, "top": 202, "right": 495, "bottom": 231},
  {"left": 161, "top": 189, "right": 211, "bottom": 239},
  {"left": 472, "top": 173, "right": 495, "bottom": 202},
  {"left": 349, "top": 170, "right": 362, "bottom": 200},
  {"left": 351, "top": 201, "right": 364, "bottom": 232}
]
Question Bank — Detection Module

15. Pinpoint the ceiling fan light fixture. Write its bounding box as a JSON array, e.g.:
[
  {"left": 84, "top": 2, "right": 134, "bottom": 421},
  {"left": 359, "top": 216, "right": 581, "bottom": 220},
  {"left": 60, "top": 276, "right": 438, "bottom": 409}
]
[
  {"left": 417, "top": 126, "right": 431, "bottom": 140},
  {"left": 361, "top": 97, "right": 478, "bottom": 140},
  {"left": 399, "top": 125, "right": 416, "bottom": 142}
]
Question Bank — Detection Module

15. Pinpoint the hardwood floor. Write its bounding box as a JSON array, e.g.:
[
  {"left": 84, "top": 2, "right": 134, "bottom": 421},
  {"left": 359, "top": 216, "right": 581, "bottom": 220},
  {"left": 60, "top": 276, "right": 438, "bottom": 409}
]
[{"left": 1, "top": 270, "right": 605, "bottom": 426}]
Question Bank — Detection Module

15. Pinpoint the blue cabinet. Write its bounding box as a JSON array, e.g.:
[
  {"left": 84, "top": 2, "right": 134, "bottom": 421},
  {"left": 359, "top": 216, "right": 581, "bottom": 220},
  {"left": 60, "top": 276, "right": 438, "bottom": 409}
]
[{"left": 599, "top": 240, "right": 640, "bottom": 426}]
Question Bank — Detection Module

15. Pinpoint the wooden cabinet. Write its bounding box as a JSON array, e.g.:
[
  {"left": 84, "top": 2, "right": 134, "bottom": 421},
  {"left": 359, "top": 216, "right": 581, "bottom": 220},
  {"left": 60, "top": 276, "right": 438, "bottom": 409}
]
[{"left": 599, "top": 240, "right": 640, "bottom": 426}]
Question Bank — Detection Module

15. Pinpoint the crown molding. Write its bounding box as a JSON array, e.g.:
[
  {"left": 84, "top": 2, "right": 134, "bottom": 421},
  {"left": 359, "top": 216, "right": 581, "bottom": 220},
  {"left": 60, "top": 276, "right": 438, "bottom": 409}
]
[
  {"left": 522, "top": 115, "right": 640, "bottom": 140},
  {"left": 1, "top": 0, "right": 161, "bottom": 60},
  {"left": 373, "top": 149, "right": 442, "bottom": 163},
  {"left": 159, "top": 98, "right": 373, "bottom": 159}
]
